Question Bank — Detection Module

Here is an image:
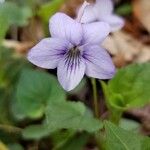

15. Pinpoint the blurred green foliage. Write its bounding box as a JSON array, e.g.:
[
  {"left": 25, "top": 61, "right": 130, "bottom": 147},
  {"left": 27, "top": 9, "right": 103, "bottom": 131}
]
[
  {"left": 0, "top": 2, "right": 32, "bottom": 41},
  {"left": 116, "top": 3, "right": 132, "bottom": 16},
  {"left": 0, "top": 0, "right": 150, "bottom": 149},
  {"left": 38, "top": 0, "right": 66, "bottom": 23},
  {"left": 0, "top": 46, "right": 30, "bottom": 124}
]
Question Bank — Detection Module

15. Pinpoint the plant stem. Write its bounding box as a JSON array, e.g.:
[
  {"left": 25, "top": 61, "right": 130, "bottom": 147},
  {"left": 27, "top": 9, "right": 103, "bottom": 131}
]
[
  {"left": 110, "top": 110, "right": 123, "bottom": 125},
  {"left": 91, "top": 78, "right": 99, "bottom": 118},
  {"left": 95, "top": 132, "right": 106, "bottom": 150}
]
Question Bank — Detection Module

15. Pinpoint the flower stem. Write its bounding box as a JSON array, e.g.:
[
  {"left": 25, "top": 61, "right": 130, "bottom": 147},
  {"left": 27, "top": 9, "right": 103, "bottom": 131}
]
[
  {"left": 110, "top": 110, "right": 123, "bottom": 125},
  {"left": 91, "top": 78, "right": 99, "bottom": 118}
]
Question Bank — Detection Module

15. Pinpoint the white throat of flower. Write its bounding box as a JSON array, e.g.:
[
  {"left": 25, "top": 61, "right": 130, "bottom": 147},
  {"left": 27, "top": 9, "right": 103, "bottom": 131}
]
[
  {"left": 76, "top": 1, "right": 90, "bottom": 22},
  {"left": 65, "top": 1, "right": 90, "bottom": 70}
]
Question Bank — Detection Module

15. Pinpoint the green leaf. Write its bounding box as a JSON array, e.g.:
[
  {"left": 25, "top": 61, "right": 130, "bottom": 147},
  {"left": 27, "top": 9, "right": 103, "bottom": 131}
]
[
  {"left": 46, "top": 101, "right": 102, "bottom": 132},
  {"left": 22, "top": 124, "right": 50, "bottom": 140},
  {"left": 12, "top": 69, "right": 66, "bottom": 120},
  {"left": 8, "top": 143, "right": 24, "bottom": 150},
  {"left": 23, "top": 124, "right": 74, "bottom": 141},
  {"left": 102, "top": 63, "right": 150, "bottom": 111},
  {"left": 51, "top": 130, "right": 76, "bottom": 149},
  {"left": 38, "top": 0, "right": 66, "bottom": 22},
  {"left": 58, "top": 133, "right": 89, "bottom": 150},
  {"left": 104, "top": 121, "right": 150, "bottom": 150},
  {"left": 119, "top": 119, "right": 140, "bottom": 132},
  {"left": 142, "top": 137, "right": 150, "bottom": 150}
]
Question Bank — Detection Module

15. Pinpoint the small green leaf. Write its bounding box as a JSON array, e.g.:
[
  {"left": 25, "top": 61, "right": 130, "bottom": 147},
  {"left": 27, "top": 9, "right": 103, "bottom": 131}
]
[
  {"left": 38, "top": 0, "right": 66, "bottom": 22},
  {"left": 119, "top": 119, "right": 140, "bottom": 132},
  {"left": 8, "top": 143, "right": 24, "bottom": 150},
  {"left": 104, "top": 121, "right": 150, "bottom": 150},
  {"left": 102, "top": 63, "right": 150, "bottom": 111},
  {"left": 46, "top": 101, "right": 102, "bottom": 132},
  {"left": 22, "top": 124, "right": 50, "bottom": 140},
  {"left": 23, "top": 125, "right": 74, "bottom": 141},
  {"left": 12, "top": 69, "right": 66, "bottom": 120}
]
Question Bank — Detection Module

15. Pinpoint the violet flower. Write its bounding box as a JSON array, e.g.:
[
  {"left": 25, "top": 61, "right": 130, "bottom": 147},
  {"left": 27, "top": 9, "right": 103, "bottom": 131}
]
[
  {"left": 80, "top": 0, "right": 125, "bottom": 32},
  {"left": 27, "top": 1, "right": 115, "bottom": 91}
]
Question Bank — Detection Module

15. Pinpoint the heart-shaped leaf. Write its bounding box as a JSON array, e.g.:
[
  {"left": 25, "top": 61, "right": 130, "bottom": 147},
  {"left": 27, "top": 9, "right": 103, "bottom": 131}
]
[
  {"left": 46, "top": 101, "right": 103, "bottom": 133},
  {"left": 12, "top": 69, "right": 66, "bottom": 120}
]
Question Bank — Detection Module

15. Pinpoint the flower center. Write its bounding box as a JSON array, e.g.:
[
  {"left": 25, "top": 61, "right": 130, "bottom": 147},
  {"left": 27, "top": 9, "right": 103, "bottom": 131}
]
[
  {"left": 67, "top": 46, "right": 81, "bottom": 60},
  {"left": 64, "top": 46, "right": 81, "bottom": 71}
]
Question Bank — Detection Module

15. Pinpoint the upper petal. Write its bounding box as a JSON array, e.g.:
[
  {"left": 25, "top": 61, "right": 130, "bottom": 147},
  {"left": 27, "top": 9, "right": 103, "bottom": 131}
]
[
  {"left": 82, "top": 22, "right": 110, "bottom": 45},
  {"left": 94, "top": 0, "right": 114, "bottom": 16},
  {"left": 81, "top": 44, "right": 116, "bottom": 79},
  {"left": 80, "top": 4, "right": 97, "bottom": 23},
  {"left": 57, "top": 55, "right": 86, "bottom": 91},
  {"left": 49, "top": 12, "right": 83, "bottom": 45},
  {"left": 99, "top": 14, "right": 125, "bottom": 32},
  {"left": 27, "top": 38, "right": 72, "bottom": 69}
]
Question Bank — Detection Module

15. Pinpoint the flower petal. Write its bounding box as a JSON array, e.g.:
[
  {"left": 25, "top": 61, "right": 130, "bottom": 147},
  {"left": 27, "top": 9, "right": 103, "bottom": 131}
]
[
  {"left": 57, "top": 55, "right": 86, "bottom": 91},
  {"left": 49, "top": 12, "right": 83, "bottom": 45},
  {"left": 81, "top": 44, "right": 116, "bottom": 79},
  {"left": 94, "top": 0, "right": 114, "bottom": 16},
  {"left": 82, "top": 22, "right": 110, "bottom": 45},
  {"left": 99, "top": 14, "right": 125, "bottom": 32},
  {"left": 27, "top": 38, "right": 72, "bottom": 69},
  {"left": 80, "top": 4, "right": 97, "bottom": 23}
]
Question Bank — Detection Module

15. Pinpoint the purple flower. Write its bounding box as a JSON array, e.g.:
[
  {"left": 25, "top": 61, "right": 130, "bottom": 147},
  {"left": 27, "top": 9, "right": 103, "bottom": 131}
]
[
  {"left": 27, "top": 12, "right": 115, "bottom": 91},
  {"left": 80, "top": 0, "right": 125, "bottom": 32}
]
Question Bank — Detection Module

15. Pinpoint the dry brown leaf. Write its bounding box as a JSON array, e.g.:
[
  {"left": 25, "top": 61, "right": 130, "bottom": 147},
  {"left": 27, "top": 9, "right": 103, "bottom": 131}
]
[
  {"left": 124, "top": 16, "right": 150, "bottom": 44},
  {"left": 103, "top": 31, "right": 150, "bottom": 67},
  {"left": 20, "top": 18, "right": 44, "bottom": 42},
  {"left": 128, "top": 105, "right": 150, "bottom": 135},
  {"left": 135, "top": 46, "right": 150, "bottom": 63},
  {"left": 133, "top": 0, "right": 150, "bottom": 33},
  {"left": 60, "top": 0, "right": 95, "bottom": 17},
  {"left": 2, "top": 40, "right": 34, "bottom": 54},
  {"left": 103, "top": 31, "right": 141, "bottom": 67}
]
